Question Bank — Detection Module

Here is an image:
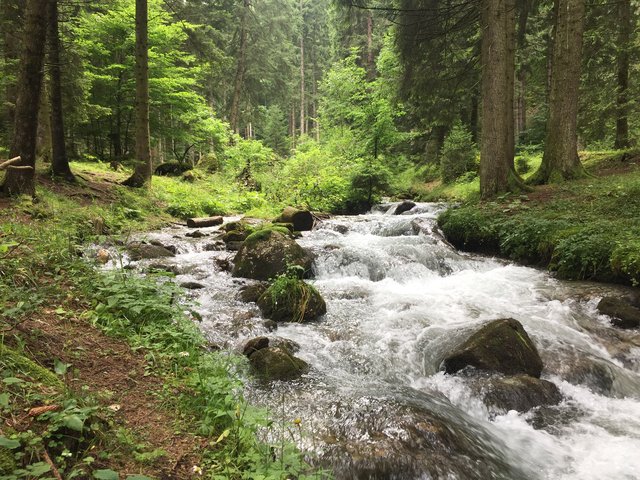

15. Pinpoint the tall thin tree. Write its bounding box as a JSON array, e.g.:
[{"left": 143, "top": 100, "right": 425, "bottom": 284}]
[
  {"left": 614, "top": 0, "right": 632, "bottom": 150},
  {"left": 532, "top": 0, "right": 586, "bottom": 183},
  {"left": 2, "top": 0, "right": 48, "bottom": 196},
  {"left": 123, "top": 0, "right": 152, "bottom": 187},
  {"left": 48, "top": 0, "right": 74, "bottom": 181}
]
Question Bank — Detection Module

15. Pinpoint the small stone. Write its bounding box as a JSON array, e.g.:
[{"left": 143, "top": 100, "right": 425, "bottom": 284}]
[{"left": 180, "top": 281, "right": 206, "bottom": 290}]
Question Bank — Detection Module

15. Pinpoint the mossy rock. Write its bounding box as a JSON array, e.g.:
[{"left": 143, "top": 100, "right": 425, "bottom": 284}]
[
  {"left": 127, "top": 242, "right": 175, "bottom": 261},
  {"left": 0, "top": 344, "right": 64, "bottom": 389},
  {"left": 257, "top": 277, "right": 326, "bottom": 323},
  {"left": 249, "top": 346, "right": 309, "bottom": 380},
  {"left": 232, "top": 230, "right": 312, "bottom": 281},
  {"left": 223, "top": 230, "right": 249, "bottom": 243},
  {"left": 441, "top": 318, "right": 543, "bottom": 378}
]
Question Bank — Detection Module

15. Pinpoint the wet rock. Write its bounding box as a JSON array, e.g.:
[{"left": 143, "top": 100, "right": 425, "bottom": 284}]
[
  {"left": 598, "top": 296, "right": 640, "bottom": 329},
  {"left": 545, "top": 352, "right": 615, "bottom": 395},
  {"left": 185, "top": 230, "right": 207, "bottom": 238},
  {"left": 257, "top": 278, "right": 326, "bottom": 322},
  {"left": 263, "top": 320, "right": 278, "bottom": 332},
  {"left": 249, "top": 346, "right": 309, "bottom": 380},
  {"left": 223, "top": 230, "right": 249, "bottom": 243},
  {"left": 242, "top": 336, "right": 270, "bottom": 357},
  {"left": 320, "top": 395, "right": 529, "bottom": 480},
  {"left": 225, "top": 241, "right": 244, "bottom": 252},
  {"left": 232, "top": 230, "right": 312, "bottom": 281},
  {"left": 270, "top": 336, "right": 301, "bottom": 353},
  {"left": 180, "top": 281, "right": 205, "bottom": 290},
  {"left": 149, "top": 240, "right": 177, "bottom": 254},
  {"left": 214, "top": 258, "right": 232, "bottom": 272},
  {"left": 394, "top": 200, "right": 416, "bottom": 215},
  {"left": 204, "top": 241, "right": 225, "bottom": 251},
  {"left": 238, "top": 282, "right": 268, "bottom": 303},
  {"left": 127, "top": 242, "right": 175, "bottom": 261},
  {"left": 146, "top": 263, "right": 180, "bottom": 275},
  {"left": 334, "top": 224, "right": 349, "bottom": 234},
  {"left": 528, "top": 404, "right": 584, "bottom": 433},
  {"left": 441, "top": 318, "right": 543, "bottom": 378},
  {"left": 476, "top": 374, "right": 562, "bottom": 413}
]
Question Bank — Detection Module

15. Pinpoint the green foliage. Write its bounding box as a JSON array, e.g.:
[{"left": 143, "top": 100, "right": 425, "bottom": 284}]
[
  {"left": 260, "top": 266, "right": 320, "bottom": 323},
  {"left": 440, "top": 124, "right": 477, "bottom": 184}
]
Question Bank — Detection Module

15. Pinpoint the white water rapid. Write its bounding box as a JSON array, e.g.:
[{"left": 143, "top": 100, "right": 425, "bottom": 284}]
[{"left": 118, "top": 203, "right": 640, "bottom": 480}]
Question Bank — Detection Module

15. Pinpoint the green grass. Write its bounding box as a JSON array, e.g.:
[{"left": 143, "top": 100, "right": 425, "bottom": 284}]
[
  {"left": 435, "top": 150, "right": 640, "bottom": 285},
  {"left": 0, "top": 168, "right": 325, "bottom": 479}
]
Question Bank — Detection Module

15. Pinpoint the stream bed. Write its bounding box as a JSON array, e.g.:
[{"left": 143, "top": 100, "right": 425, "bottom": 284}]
[{"left": 108, "top": 203, "right": 640, "bottom": 479}]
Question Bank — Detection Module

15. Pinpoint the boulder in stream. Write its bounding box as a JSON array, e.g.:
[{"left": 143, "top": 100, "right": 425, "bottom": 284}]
[
  {"left": 232, "top": 229, "right": 312, "bottom": 281},
  {"left": 476, "top": 374, "right": 562, "bottom": 413},
  {"left": 441, "top": 318, "right": 543, "bottom": 378},
  {"left": 597, "top": 296, "right": 640, "bottom": 329},
  {"left": 238, "top": 282, "right": 268, "bottom": 303},
  {"left": 249, "top": 346, "right": 309, "bottom": 381},
  {"left": 127, "top": 242, "right": 176, "bottom": 261},
  {"left": 257, "top": 277, "right": 326, "bottom": 322},
  {"left": 394, "top": 200, "right": 416, "bottom": 215}
]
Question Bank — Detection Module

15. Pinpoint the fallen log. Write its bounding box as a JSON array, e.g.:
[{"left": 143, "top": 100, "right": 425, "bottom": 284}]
[
  {"left": 0, "top": 156, "right": 23, "bottom": 171},
  {"left": 274, "top": 206, "right": 314, "bottom": 231},
  {"left": 186, "top": 216, "right": 223, "bottom": 228}
]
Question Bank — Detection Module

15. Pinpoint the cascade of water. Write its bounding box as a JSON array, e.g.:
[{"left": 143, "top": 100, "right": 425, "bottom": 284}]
[{"left": 117, "top": 204, "right": 640, "bottom": 479}]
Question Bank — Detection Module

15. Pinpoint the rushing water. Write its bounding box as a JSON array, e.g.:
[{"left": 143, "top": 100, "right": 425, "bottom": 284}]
[{"left": 115, "top": 203, "right": 640, "bottom": 479}]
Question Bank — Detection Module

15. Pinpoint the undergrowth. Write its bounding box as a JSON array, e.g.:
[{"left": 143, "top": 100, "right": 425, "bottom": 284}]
[
  {"left": 437, "top": 155, "right": 640, "bottom": 284},
  {"left": 0, "top": 180, "right": 325, "bottom": 478}
]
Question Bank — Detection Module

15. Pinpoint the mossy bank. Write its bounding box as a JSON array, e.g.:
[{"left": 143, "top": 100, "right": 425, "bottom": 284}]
[{"left": 435, "top": 151, "right": 640, "bottom": 285}]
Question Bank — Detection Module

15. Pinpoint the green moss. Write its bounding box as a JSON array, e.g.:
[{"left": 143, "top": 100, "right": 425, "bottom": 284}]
[
  {"left": 258, "top": 276, "right": 325, "bottom": 323},
  {"left": 244, "top": 225, "right": 292, "bottom": 246},
  {"left": 0, "top": 345, "right": 64, "bottom": 390}
]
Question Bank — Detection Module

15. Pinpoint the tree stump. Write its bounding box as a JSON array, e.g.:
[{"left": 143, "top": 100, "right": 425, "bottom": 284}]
[{"left": 3, "top": 166, "right": 35, "bottom": 197}]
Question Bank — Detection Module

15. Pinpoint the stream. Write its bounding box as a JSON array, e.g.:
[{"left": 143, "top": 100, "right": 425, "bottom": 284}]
[{"left": 108, "top": 203, "right": 640, "bottom": 479}]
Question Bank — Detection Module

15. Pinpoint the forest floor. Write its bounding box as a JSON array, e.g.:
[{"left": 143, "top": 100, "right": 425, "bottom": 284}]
[{"left": 0, "top": 164, "right": 309, "bottom": 479}]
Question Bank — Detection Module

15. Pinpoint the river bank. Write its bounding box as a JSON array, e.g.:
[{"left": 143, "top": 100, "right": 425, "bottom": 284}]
[
  {"left": 434, "top": 150, "right": 640, "bottom": 286},
  {"left": 0, "top": 165, "right": 315, "bottom": 478}
]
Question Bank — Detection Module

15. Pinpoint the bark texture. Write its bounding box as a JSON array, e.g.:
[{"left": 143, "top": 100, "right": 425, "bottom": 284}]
[
  {"left": 614, "top": 0, "right": 631, "bottom": 150},
  {"left": 123, "top": 0, "right": 152, "bottom": 187},
  {"left": 229, "top": 0, "right": 250, "bottom": 134},
  {"left": 479, "top": 0, "right": 511, "bottom": 199},
  {"left": 534, "top": 0, "right": 586, "bottom": 183},
  {"left": 48, "top": 0, "right": 73, "bottom": 181},
  {"left": 2, "top": 0, "right": 48, "bottom": 196}
]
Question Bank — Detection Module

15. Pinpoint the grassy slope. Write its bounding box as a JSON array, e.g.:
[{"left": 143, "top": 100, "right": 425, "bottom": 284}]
[
  {"left": 0, "top": 164, "right": 317, "bottom": 479},
  {"left": 432, "top": 150, "right": 640, "bottom": 285}
]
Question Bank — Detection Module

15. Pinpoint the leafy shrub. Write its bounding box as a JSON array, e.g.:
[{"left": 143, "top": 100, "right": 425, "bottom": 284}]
[
  {"left": 515, "top": 156, "right": 530, "bottom": 174},
  {"left": 611, "top": 240, "right": 640, "bottom": 286},
  {"left": 551, "top": 228, "right": 616, "bottom": 280},
  {"left": 440, "top": 124, "right": 477, "bottom": 184}
]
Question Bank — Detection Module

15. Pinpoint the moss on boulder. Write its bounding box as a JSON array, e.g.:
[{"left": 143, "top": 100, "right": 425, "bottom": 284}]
[
  {"left": 441, "top": 318, "right": 543, "bottom": 378},
  {"left": 257, "top": 277, "right": 326, "bottom": 323},
  {"left": 249, "top": 346, "right": 309, "bottom": 380},
  {"left": 232, "top": 230, "right": 312, "bottom": 281}
]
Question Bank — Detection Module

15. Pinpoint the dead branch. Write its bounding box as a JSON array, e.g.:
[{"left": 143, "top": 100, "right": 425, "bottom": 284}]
[
  {"left": 0, "top": 156, "right": 22, "bottom": 170},
  {"left": 42, "top": 449, "right": 63, "bottom": 480}
]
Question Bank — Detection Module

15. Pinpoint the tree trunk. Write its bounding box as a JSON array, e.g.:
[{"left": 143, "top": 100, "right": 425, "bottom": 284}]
[
  {"left": 534, "top": 0, "right": 586, "bottom": 183},
  {"left": 515, "top": 0, "right": 530, "bottom": 138},
  {"left": 366, "top": 12, "right": 374, "bottom": 79},
  {"left": 47, "top": 0, "right": 73, "bottom": 181},
  {"left": 614, "top": 0, "right": 631, "bottom": 150},
  {"left": 479, "top": 0, "right": 511, "bottom": 199},
  {"left": 2, "top": 0, "right": 48, "bottom": 197},
  {"left": 230, "top": 0, "right": 249, "bottom": 134},
  {"left": 505, "top": 0, "right": 516, "bottom": 165},
  {"left": 1, "top": 0, "right": 22, "bottom": 145},
  {"left": 299, "top": 0, "right": 306, "bottom": 137},
  {"left": 123, "top": 0, "right": 152, "bottom": 187}
]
